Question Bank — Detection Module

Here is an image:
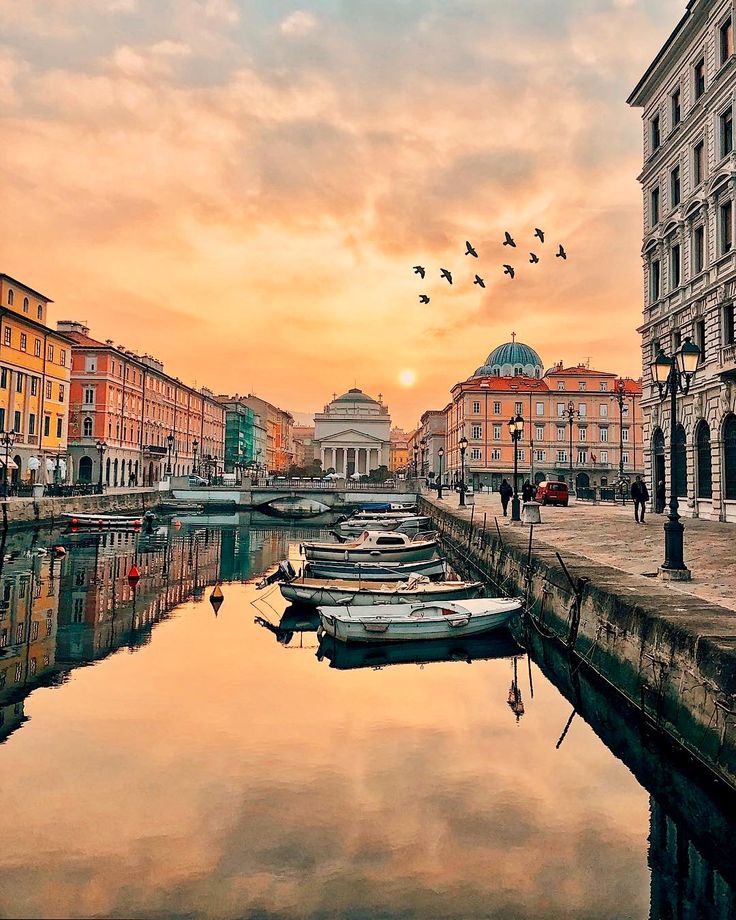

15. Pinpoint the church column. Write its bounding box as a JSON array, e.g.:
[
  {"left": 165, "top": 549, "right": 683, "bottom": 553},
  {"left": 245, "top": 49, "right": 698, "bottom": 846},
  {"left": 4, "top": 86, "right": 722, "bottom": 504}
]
[{"left": 359, "top": 449, "right": 366, "bottom": 473}]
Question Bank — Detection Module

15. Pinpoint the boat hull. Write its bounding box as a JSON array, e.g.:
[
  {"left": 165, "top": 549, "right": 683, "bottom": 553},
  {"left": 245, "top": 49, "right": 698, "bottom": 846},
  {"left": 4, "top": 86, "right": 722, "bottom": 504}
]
[
  {"left": 304, "top": 558, "right": 446, "bottom": 581},
  {"left": 280, "top": 580, "right": 483, "bottom": 607},
  {"left": 319, "top": 599, "right": 522, "bottom": 643},
  {"left": 303, "top": 541, "right": 437, "bottom": 563}
]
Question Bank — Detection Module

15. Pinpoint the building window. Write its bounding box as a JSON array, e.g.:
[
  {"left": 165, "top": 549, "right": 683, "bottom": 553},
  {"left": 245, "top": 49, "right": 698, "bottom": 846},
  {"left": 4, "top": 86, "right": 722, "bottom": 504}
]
[
  {"left": 577, "top": 449, "right": 587, "bottom": 464},
  {"left": 578, "top": 403, "right": 587, "bottom": 417},
  {"left": 670, "top": 242, "right": 681, "bottom": 288},
  {"left": 30, "top": 377, "right": 38, "bottom": 396},
  {"left": 493, "top": 425, "right": 501, "bottom": 440},
  {"left": 46, "top": 344, "right": 54, "bottom": 362},
  {"left": 517, "top": 450, "right": 525, "bottom": 461},
  {"left": 600, "top": 403, "right": 609, "bottom": 417},
  {"left": 622, "top": 427, "right": 629, "bottom": 442},
  {"left": 6, "top": 290, "right": 13, "bottom": 306},
  {"left": 16, "top": 373, "right": 22, "bottom": 393},
  {"left": 694, "top": 58, "right": 706, "bottom": 99},
  {"left": 56, "top": 417, "right": 62, "bottom": 438},
  {"left": 3, "top": 328, "right": 10, "bottom": 347},
  {"left": 472, "top": 400, "right": 480, "bottom": 414},
  {"left": 471, "top": 425, "right": 482, "bottom": 439},
  {"left": 34, "top": 338, "right": 41, "bottom": 357},
  {"left": 720, "top": 200, "right": 733, "bottom": 254},
  {"left": 491, "top": 448, "right": 501, "bottom": 461},
  {"left": 45, "top": 380, "right": 51, "bottom": 400},
  {"left": 60, "top": 349, "right": 66, "bottom": 367},
  {"left": 28, "top": 414, "right": 35, "bottom": 436},
  {"left": 85, "top": 356, "right": 96, "bottom": 373},
  {"left": 13, "top": 410, "right": 21, "bottom": 432},
  {"left": 578, "top": 381, "right": 586, "bottom": 391},
  {"left": 579, "top": 428, "right": 587, "bottom": 442},
  {"left": 535, "top": 401, "right": 544, "bottom": 416},
  {"left": 535, "top": 425, "right": 544, "bottom": 440},
  {"left": 557, "top": 402, "right": 566, "bottom": 417},
  {"left": 19, "top": 333, "right": 26, "bottom": 352},
  {"left": 671, "top": 165, "right": 681, "bottom": 206},
  {"left": 696, "top": 317, "right": 707, "bottom": 361},
  {"left": 535, "top": 449, "right": 546, "bottom": 462},
  {"left": 694, "top": 140, "right": 704, "bottom": 186},
  {"left": 557, "top": 450, "right": 567, "bottom": 463},
  {"left": 58, "top": 384, "right": 64, "bottom": 402},
  {"left": 601, "top": 450, "right": 608, "bottom": 463},
  {"left": 493, "top": 401, "right": 501, "bottom": 415},
  {"left": 470, "top": 448, "right": 482, "bottom": 461},
  {"left": 22, "top": 297, "right": 28, "bottom": 314},
  {"left": 557, "top": 381, "right": 565, "bottom": 390},
  {"left": 671, "top": 87, "right": 681, "bottom": 127},
  {"left": 599, "top": 427, "right": 608, "bottom": 442},
  {"left": 622, "top": 450, "right": 630, "bottom": 465},
  {"left": 599, "top": 381, "right": 609, "bottom": 392},
  {"left": 650, "top": 258, "right": 661, "bottom": 300},
  {"left": 693, "top": 225, "right": 705, "bottom": 273},
  {"left": 651, "top": 114, "right": 661, "bottom": 151},
  {"left": 721, "top": 16, "right": 733, "bottom": 65},
  {"left": 650, "top": 186, "right": 660, "bottom": 225},
  {"left": 37, "top": 305, "right": 43, "bottom": 320},
  {"left": 43, "top": 415, "right": 50, "bottom": 437},
  {"left": 557, "top": 426, "right": 565, "bottom": 441},
  {"left": 83, "top": 386, "right": 94, "bottom": 405},
  {"left": 515, "top": 402, "right": 523, "bottom": 416},
  {"left": 721, "top": 108, "right": 734, "bottom": 158}
]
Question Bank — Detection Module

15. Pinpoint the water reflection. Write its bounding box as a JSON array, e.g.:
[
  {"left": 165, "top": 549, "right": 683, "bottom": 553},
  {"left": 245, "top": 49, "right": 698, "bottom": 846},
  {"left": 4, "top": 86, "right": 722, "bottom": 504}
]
[{"left": 0, "top": 522, "right": 731, "bottom": 918}]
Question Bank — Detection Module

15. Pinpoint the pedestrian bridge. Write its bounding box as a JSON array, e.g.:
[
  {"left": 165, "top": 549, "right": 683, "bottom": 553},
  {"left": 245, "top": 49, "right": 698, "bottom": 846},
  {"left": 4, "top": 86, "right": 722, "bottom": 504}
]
[{"left": 171, "top": 479, "right": 418, "bottom": 510}]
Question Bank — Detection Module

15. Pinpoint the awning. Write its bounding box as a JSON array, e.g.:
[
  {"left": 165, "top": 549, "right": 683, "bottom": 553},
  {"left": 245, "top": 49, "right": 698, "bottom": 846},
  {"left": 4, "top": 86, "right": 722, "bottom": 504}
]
[{"left": 0, "top": 458, "right": 18, "bottom": 470}]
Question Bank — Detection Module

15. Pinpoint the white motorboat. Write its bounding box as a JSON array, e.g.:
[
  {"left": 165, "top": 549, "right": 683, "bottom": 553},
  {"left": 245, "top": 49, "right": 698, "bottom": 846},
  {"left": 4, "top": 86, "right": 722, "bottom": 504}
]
[
  {"left": 304, "top": 557, "right": 447, "bottom": 581},
  {"left": 302, "top": 530, "right": 438, "bottom": 564},
  {"left": 336, "top": 515, "right": 431, "bottom": 536},
  {"left": 62, "top": 512, "right": 143, "bottom": 528},
  {"left": 318, "top": 598, "right": 522, "bottom": 643},
  {"left": 280, "top": 574, "right": 483, "bottom": 607}
]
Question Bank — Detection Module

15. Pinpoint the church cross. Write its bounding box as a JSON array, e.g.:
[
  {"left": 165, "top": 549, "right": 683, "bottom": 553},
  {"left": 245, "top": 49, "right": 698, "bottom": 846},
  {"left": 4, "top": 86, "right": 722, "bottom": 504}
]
[{"left": 511, "top": 331, "right": 516, "bottom": 343}]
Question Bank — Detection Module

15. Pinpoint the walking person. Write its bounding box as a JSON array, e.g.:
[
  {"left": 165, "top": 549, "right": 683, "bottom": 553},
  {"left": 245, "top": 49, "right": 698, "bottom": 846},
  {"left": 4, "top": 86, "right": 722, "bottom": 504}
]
[
  {"left": 631, "top": 475, "right": 649, "bottom": 524},
  {"left": 522, "top": 480, "right": 534, "bottom": 504},
  {"left": 656, "top": 479, "right": 666, "bottom": 514},
  {"left": 499, "top": 478, "right": 513, "bottom": 517}
]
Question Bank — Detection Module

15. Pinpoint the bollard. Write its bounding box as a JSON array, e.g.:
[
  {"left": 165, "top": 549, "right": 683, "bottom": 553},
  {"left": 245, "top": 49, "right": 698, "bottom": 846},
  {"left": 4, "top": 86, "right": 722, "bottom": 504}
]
[{"left": 522, "top": 501, "right": 542, "bottom": 525}]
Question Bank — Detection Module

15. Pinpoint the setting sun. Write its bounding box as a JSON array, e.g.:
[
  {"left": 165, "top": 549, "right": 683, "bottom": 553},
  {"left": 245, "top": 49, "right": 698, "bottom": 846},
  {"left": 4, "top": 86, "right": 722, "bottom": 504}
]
[{"left": 398, "top": 369, "right": 416, "bottom": 387}]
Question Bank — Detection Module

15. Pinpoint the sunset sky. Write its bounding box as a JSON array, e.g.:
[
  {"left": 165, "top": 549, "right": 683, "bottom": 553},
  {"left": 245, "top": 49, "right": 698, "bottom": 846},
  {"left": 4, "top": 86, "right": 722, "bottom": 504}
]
[{"left": 0, "top": 0, "right": 683, "bottom": 427}]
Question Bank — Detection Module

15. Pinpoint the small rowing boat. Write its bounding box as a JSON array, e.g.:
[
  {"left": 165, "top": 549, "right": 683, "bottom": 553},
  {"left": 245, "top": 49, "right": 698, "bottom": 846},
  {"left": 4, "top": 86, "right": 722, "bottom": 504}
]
[
  {"left": 62, "top": 512, "right": 143, "bottom": 528},
  {"left": 302, "top": 530, "right": 438, "bottom": 564},
  {"left": 304, "top": 557, "right": 447, "bottom": 581},
  {"left": 280, "top": 575, "right": 483, "bottom": 607},
  {"left": 318, "top": 598, "right": 522, "bottom": 644}
]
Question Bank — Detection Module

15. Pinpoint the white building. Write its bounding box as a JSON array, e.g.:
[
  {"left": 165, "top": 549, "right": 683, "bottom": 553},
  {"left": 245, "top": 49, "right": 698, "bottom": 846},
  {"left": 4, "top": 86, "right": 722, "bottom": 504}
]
[
  {"left": 313, "top": 388, "right": 391, "bottom": 476},
  {"left": 629, "top": 0, "right": 736, "bottom": 521}
]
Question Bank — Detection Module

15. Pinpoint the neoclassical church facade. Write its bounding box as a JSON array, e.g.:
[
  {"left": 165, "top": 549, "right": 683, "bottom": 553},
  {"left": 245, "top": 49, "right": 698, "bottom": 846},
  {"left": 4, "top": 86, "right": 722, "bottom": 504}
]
[{"left": 313, "top": 388, "right": 391, "bottom": 476}]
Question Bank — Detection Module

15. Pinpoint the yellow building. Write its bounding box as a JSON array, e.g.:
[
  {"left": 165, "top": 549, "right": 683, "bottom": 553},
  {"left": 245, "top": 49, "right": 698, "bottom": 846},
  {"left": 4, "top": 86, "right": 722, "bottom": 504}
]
[
  {"left": 389, "top": 427, "right": 410, "bottom": 473},
  {"left": 0, "top": 275, "right": 72, "bottom": 484}
]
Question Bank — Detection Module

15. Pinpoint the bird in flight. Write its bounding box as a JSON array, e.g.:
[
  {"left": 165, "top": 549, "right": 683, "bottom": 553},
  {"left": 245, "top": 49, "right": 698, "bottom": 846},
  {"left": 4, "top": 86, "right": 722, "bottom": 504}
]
[
  {"left": 503, "top": 265, "right": 515, "bottom": 279},
  {"left": 413, "top": 265, "right": 426, "bottom": 278},
  {"left": 529, "top": 252, "right": 539, "bottom": 264},
  {"left": 473, "top": 275, "right": 485, "bottom": 288},
  {"left": 440, "top": 268, "right": 453, "bottom": 284},
  {"left": 503, "top": 231, "right": 516, "bottom": 247},
  {"left": 465, "top": 241, "right": 478, "bottom": 258},
  {"left": 419, "top": 294, "right": 430, "bottom": 304},
  {"left": 556, "top": 244, "right": 567, "bottom": 260},
  {"left": 534, "top": 228, "right": 545, "bottom": 243}
]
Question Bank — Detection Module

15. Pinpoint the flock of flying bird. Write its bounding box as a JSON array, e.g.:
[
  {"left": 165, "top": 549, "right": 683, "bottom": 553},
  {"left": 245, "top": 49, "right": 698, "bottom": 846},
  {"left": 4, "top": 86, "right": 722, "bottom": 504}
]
[{"left": 413, "top": 229, "right": 568, "bottom": 304}]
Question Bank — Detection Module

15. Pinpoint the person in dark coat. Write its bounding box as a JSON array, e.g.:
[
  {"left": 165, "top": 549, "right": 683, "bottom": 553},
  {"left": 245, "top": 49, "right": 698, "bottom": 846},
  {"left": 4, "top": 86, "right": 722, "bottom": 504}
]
[
  {"left": 656, "top": 479, "right": 666, "bottom": 514},
  {"left": 522, "top": 481, "right": 534, "bottom": 503},
  {"left": 499, "top": 479, "right": 513, "bottom": 517},
  {"left": 631, "top": 475, "right": 650, "bottom": 523}
]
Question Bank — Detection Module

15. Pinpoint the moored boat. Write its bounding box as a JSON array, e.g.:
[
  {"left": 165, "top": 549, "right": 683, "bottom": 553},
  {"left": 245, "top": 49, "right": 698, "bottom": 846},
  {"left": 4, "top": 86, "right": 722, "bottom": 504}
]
[
  {"left": 304, "top": 557, "right": 447, "bottom": 581},
  {"left": 280, "top": 576, "right": 483, "bottom": 607},
  {"left": 318, "top": 598, "right": 522, "bottom": 643},
  {"left": 336, "top": 515, "right": 431, "bottom": 536},
  {"left": 261, "top": 496, "right": 331, "bottom": 518},
  {"left": 62, "top": 512, "right": 143, "bottom": 529},
  {"left": 302, "top": 530, "right": 438, "bottom": 564}
]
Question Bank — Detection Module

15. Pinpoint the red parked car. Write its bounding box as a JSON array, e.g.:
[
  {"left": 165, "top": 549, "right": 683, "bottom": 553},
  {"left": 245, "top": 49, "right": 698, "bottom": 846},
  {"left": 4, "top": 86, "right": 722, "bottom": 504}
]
[{"left": 535, "top": 480, "right": 569, "bottom": 506}]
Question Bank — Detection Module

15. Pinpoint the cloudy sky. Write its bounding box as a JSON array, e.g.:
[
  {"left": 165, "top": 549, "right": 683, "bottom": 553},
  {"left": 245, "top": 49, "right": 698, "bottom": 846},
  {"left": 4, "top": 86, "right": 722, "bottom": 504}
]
[{"left": 0, "top": 0, "right": 683, "bottom": 425}]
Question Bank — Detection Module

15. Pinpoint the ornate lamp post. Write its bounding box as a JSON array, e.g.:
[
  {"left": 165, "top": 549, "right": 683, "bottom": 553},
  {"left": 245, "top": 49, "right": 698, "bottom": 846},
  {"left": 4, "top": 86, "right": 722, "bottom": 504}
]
[
  {"left": 192, "top": 438, "right": 199, "bottom": 476},
  {"left": 458, "top": 435, "right": 468, "bottom": 507},
  {"left": 611, "top": 378, "right": 633, "bottom": 484},
  {"left": 166, "top": 433, "right": 175, "bottom": 476},
  {"left": 1, "top": 430, "right": 15, "bottom": 499},
  {"left": 96, "top": 440, "right": 107, "bottom": 494},
  {"left": 413, "top": 442, "right": 419, "bottom": 478},
  {"left": 437, "top": 447, "right": 444, "bottom": 499},
  {"left": 564, "top": 400, "right": 579, "bottom": 492},
  {"left": 508, "top": 414, "right": 524, "bottom": 522},
  {"left": 419, "top": 437, "right": 427, "bottom": 478},
  {"left": 652, "top": 336, "right": 700, "bottom": 580}
]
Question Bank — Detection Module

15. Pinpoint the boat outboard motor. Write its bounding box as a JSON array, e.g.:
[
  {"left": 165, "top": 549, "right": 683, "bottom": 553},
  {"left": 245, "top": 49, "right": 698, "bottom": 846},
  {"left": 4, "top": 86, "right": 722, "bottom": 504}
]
[
  {"left": 256, "top": 559, "right": 296, "bottom": 589},
  {"left": 328, "top": 530, "right": 349, "bottom": 544}
]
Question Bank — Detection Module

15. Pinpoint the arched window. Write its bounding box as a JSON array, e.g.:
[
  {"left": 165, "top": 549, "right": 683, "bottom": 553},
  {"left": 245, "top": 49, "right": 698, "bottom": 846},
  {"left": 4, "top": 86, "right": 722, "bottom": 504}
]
[
  {"left": 22, "top": 297, "right": 28, "bottom": 313},
  {"left": 673, "top": 424, "right": 687, "bottom": 498},
  {"left": 113, "top": 458, "right": 119, "bottom": 486},
  {"left": 105, "top": 457, "right": 111, "bottom": 485},
  {"left": 37, "top": 305, "right": 43, "bottom": 320},
  {"left": 723, "top": 414, "right": 736, "bottom": 500},
  {"left": 78, "top": 456, "right": 93, "bottom": 483},
  {"left": 696, "top": 421, "right": 712, "bottom": 499},
  {"left": 7, "top": 289, "right": 13, "bottom": 306},
  {"left": 83, "top": 417, "right": 93, "bottom": 437}
]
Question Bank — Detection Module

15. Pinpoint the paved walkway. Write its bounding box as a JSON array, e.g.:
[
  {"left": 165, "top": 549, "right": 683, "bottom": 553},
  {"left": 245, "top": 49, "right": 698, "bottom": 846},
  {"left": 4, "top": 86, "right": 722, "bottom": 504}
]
[{"left": 426, "top": 490, "right": 736, "bottom": 612}]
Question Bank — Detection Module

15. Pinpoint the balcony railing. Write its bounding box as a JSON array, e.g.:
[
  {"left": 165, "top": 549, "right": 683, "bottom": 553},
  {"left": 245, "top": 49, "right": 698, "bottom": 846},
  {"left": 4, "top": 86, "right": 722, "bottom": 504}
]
[{"left": 720, "top": 343, "right": 736, "bottom": 369}]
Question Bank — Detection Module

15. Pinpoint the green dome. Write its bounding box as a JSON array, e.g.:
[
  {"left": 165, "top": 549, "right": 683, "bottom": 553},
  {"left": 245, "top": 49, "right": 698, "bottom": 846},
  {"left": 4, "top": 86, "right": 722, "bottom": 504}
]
[
  {"left": 333, "top": 388, "right": 378, "bottom": 404},
  {"left": 474, "top": 341, "right": 543, "bottom": 378}
]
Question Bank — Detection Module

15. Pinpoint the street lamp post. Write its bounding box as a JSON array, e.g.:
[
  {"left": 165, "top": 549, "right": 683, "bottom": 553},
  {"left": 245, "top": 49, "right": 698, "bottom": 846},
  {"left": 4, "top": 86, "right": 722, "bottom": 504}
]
[
  {"left": 96, "top": 440, "right": 107, "bottom": 494},
  {"left": 565, "top": 400, "right": 579, "bottom": 493},
  {"left": 192, "top": 438, "right": 199, "bottom": 476},
  {"left": 1, "top": 430, "right": 15, "bottom": 500},
  {"left": 459, "top": 435, "right": 468, "bottom": 508},
  {"left": 413, "top": 443, "right": 419, "bottom": 479},
  {"left": 652, "top": 336, "right": 700, "bottom": 579},
  {"left": 166, "top": 433, "right": 175, "bottom": 477},
  {"left": 611, "top": 378, "right": 632, "bottom": 500},
  {"left": 508, "top": 414, "right": 524, "bottom": 522},
  {"left": 437, "top": 447, "right": 444, "bottom": 499},
  {"left": 419, "top": 437, "right": 427, "bottom": 479}
]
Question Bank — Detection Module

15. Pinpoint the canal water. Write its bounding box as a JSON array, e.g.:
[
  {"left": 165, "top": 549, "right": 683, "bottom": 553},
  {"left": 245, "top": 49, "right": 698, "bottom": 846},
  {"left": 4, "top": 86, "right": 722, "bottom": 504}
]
[{"left": 0, "top": 518, "right": 733, "bottom": 919}]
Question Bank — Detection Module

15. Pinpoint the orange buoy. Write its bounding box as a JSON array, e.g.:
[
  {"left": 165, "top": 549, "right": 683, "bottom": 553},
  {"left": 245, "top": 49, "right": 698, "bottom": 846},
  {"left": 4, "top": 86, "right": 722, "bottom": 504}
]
[
  {"left": 173, "top": 519, "right": 182, "bottom": 529},
  {"left": 53, "top": 546, "right": 66, "bottom": 558},
  {"left": 209, "top": 583, "right": 224, "bottom": 615}
]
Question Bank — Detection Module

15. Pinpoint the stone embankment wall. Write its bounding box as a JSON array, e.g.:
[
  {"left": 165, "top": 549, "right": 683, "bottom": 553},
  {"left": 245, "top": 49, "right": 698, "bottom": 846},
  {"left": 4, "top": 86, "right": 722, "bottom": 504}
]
[
  {"left": 421, "top": 497, "right": 736, "bottom": 791},
  {"left": 2, "top": 490, "right": 157, "bottom": 528}
]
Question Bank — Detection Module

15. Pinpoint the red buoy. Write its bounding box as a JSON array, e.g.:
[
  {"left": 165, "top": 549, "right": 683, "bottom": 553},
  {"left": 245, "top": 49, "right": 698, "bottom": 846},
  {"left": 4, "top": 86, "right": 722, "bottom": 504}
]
[{"left": 128, "top": 564, "right": 141, "bottom": 588}]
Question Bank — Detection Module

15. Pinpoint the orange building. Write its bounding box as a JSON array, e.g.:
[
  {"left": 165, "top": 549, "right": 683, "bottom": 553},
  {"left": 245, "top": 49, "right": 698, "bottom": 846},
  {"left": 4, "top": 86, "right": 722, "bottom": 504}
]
[
  {"left": 240, "top": 395, "right": 294, "bottom": 472},
  {"left": 389, "top": 428, "right": 410, "bottom": 473},
  {"left": 444, "top": 339, "right": 643, "bottom": 492},
  {"left": 59, "top": 321, "right": 225, "bottom": 487},
  {"left": 0, "top": 275, "right": 72, "bottom": 484}
]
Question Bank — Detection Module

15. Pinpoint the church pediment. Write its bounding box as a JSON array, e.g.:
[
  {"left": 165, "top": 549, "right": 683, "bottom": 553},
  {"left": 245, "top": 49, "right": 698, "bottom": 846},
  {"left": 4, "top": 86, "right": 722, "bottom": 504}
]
[{"left": 316, "top": 428, "right": 385, "bottom": 444}]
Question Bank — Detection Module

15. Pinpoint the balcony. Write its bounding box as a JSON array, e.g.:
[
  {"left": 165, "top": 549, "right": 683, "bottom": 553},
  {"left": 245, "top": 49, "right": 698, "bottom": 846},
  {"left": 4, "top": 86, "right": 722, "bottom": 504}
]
[
  {"left": 144, "top": 444, "right": 167, "bottom": 456},
  {"left": 719, "top": 343, "right": 736, "bottom": 375}
]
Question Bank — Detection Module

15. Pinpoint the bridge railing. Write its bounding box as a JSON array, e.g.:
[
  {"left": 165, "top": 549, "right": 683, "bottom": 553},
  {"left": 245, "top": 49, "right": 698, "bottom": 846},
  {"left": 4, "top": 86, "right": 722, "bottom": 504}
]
[{"left": 251, "top": 479, "right": 416, "bottom": 492}]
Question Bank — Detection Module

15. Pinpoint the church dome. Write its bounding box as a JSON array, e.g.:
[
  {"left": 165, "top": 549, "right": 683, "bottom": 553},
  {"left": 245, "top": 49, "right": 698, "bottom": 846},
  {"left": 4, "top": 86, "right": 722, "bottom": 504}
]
[
  {"left": 473, "top": 340, "right": 543, "bottom": 378},
  {"left": 332, "top": 388, "right": 378, "bottom": 405}
]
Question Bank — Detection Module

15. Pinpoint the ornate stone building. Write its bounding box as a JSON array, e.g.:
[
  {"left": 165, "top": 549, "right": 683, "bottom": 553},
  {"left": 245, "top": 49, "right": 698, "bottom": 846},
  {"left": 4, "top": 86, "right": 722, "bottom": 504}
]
[
  {"left": 629, "top": 0, "right": 736, "bottom": 521},
  {"left": 313, "top": 388, "right": 391, "bottom": 476}
]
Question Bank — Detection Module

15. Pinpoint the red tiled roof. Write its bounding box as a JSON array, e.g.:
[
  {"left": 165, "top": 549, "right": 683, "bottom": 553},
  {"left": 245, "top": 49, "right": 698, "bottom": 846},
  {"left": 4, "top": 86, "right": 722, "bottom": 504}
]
[
  {"left": 63, "top": 330, "right": 109, "bottom": 348},
  {"left": 454, "top": 375, "right": 550, "bottom": 393},
  {"left": 546, "top": 365, "right": 617, "bottom": 377}
]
